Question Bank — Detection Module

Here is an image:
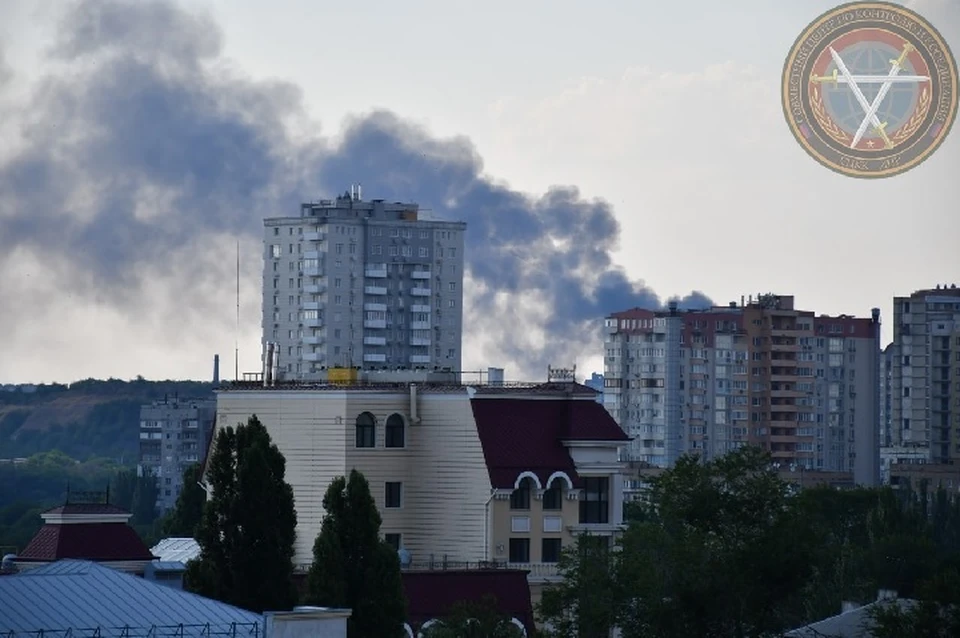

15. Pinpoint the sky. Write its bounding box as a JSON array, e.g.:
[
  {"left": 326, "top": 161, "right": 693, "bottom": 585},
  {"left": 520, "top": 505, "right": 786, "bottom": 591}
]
[{"left": 0, "top": 0, "right": 957, "bottom": 384}]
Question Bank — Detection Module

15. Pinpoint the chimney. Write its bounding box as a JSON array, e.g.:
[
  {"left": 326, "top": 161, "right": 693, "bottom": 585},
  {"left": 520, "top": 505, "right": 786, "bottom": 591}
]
[{"left": 213, "top": 354, "right": 220, "bottom": 384}]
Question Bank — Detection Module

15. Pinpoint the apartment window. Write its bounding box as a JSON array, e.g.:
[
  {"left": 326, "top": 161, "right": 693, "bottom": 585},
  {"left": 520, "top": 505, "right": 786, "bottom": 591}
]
[
  {"left": 542, "top": 538, "right": 562, "bottom": 563},
  {"left": 579, "top": 477, "right": 609, "bottom": 524},
  {"left": 542, "top": 485, "right": 562, "bottom": 510},
  {"left": 385, "top": 413, "right": 405, "bottom": 448},
  {"left": 384, "top": 533, "right": 401, "bottom": 551},
  {"left": 271, "top": 244, "right": 281, "bottom": 258},
  {"left": 355, "top": 412, "right": 376, "bottom": 448},
  {"left": 385, "top": 482, "right": 402, "bottom": 508},
  {"left": 510, "top": 477, "right": 533, "bottom": 510},
  {"left": 509, "top": 538, "right": 530, "bottom": 563}
]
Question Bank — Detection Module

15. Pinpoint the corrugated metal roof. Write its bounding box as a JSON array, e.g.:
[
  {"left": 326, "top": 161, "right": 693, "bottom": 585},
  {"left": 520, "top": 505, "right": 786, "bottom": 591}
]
[
  {"left": 150, "top": 561, "right": 187, "bottom": 572},
  {"left": 151, "top": 538, "right": 201, "bottom": 563},
  {"left": 0, "top": 560, "right": 262, "bottom": 637}
]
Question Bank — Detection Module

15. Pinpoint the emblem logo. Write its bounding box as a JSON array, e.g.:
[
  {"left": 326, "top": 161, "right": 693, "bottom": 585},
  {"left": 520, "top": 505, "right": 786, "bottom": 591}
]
[{"left": 781, "top": 1, "right": 957, "bottom": 178}]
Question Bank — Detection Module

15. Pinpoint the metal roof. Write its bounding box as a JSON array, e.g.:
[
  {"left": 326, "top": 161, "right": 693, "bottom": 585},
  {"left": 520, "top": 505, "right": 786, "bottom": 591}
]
[
  {"left": 0, "top": 560, "right": 262, "bottom": 637},
  {"left": 150, "top": 538, "right": 201, "bottom": 564}
]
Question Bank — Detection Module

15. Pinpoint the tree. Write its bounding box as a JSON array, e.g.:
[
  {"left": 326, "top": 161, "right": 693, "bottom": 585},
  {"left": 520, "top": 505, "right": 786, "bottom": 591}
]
[
  {"left": 870, "top": 567, "right": 960, "bottom": 637},
  {"left": 420, "top": 595, "right": 525, "bottom": 638},
  {"left": 304, "top": 469, "right": 406, "bottom": 638},
  {"left": 162, "top": 463, "right": 206, "bottom": 537},
  {"left": 538, "top": 533, "right": 618, "bottom": 638},
  {"left": 186, "top": 415, "right": 297, "bottom": 613}
]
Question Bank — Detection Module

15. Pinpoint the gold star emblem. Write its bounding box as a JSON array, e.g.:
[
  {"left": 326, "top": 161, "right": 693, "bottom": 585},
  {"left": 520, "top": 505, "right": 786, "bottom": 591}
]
[{"left": 866, "top": 140, "right": 876, "bottom": 148}]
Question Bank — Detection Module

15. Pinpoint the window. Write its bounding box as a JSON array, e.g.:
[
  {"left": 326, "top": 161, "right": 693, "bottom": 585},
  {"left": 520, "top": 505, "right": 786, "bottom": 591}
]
[
  {"left": 510, "top": 477, "right": 533, "bottom": 510},
  {"left": 542, "top": 538, "right": 562, "bottom": 563},
  {"left": 542, "top": 485, "right": 562, "bottom": 510},
  {"left": 385, "top": 482, "right": 402, "bottom": 508},
  {"left": 509, "top": 538, "right": 530, "bottom": 563},
  {"left": 579, "top": 477, "right": 609, "bottom": 524},
  {"left": 384, "top": 533, "right": 401, "bottom": 551},
  {"left": 385, "top": 414, "right": 405, "bottom": 448},
  {"left": 355, "top": 412, "right": 376, "bottom": 448}
]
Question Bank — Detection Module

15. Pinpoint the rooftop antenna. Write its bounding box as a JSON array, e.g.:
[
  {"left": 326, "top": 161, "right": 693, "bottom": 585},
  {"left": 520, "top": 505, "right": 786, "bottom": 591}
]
[{"left": 235, "top": 240, "right": 240, "bottom": 381}]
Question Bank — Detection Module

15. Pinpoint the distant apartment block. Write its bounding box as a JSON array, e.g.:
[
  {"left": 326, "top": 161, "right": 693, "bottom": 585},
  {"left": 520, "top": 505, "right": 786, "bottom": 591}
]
[
  {"left": 603, "top": 294, "right": 881, "bottom": 486},
  {"left": 584, "top": 372, "right": 604, "bottom": 404},
  {"left": 888, "top": 285, "right": 960, "bottom": 463},
  {"left": 210, "top": 369, "right": 630, "bottom": 605},
  {"left": 262, "top": 189, "right": 466, "bottom": 379},
  {"left": 138, "top": 397, "right": 216, "bottom": 512}
]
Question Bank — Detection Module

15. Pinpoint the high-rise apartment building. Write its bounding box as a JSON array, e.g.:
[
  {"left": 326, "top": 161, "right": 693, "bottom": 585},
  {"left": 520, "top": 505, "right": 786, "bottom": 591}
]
[
  {"left": 138, "top": 397, "right": 216, "bottom": 512},
  {"left": 603, "top": 294, "right": 881, "bottom": 485},
  {"left": 888, "top": 285, "right": 960, "bottom": 463},
  {"left": 262, "top": 190, "right": 466, "bottom": 379}
]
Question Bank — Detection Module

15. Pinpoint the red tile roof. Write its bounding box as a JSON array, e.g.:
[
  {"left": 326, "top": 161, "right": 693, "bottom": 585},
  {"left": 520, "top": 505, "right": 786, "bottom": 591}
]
[
  {"left": 17, "top": 523, "right": 156, "bottom": 562},
  {"left": 401, "top": 569, "right": 534, "bottom": 632},
  {"left": 471, "top": 397, "right": 629, "bottom": 489}
]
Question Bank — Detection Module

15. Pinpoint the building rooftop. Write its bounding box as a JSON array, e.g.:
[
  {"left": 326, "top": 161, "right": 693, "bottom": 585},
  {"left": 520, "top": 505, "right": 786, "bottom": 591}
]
[
  {"left": 401, "top": 568, "right": 534, "bottom": 633},
  {"left": 0, "top": 560, "right": 262, "bottom": 636},
  {"left": 151, "top": 538, "right": 201, "bottom": 564},
  {"left": 18, "top": 522, "right": 156, "bottom": 563},
  {"left": 472, "top": 397, "right": 629, "bottom": 490}
]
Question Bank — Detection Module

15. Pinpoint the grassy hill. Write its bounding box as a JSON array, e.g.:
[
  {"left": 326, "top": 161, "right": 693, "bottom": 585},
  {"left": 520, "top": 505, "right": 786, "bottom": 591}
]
[{"left": 0, "top": 378, "right": 216, "bottom": 462}]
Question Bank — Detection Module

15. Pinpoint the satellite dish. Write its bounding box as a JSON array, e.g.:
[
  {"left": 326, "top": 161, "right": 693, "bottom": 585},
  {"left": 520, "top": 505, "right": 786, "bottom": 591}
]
[{"left": 398, "top": 548, "right": 412, "bottom": 568}]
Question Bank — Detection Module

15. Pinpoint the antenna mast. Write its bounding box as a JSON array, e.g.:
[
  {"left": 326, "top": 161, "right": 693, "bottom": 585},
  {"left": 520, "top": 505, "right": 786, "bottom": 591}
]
[{"left": 235, "top": 240, "right": 240, "bottom": 381}]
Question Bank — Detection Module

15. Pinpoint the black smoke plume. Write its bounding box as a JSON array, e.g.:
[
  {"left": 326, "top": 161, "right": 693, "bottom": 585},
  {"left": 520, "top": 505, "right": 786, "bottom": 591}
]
[{"left": 0, "top": 0, "right": 711, "bottom": 379}]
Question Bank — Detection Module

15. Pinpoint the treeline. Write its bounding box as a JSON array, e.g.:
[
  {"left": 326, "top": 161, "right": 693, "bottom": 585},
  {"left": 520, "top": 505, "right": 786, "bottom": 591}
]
[
  {"left": 539, "top": 447, "right": 960, "bottom": 637},
  {"left": 0, "top": 378, "right": 216, "bottom": 460},
  {"left": 0, "top": 450, "right": 163, "bottom": 552}
]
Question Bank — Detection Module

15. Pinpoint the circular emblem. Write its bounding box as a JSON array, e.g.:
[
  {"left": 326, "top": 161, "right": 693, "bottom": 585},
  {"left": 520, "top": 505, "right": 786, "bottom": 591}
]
[{"left": 781, "top": 1, "right": 958, "bottom": 178}]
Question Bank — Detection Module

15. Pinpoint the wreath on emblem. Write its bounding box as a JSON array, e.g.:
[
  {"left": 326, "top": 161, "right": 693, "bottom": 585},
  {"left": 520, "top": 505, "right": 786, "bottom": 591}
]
[{"left": 810, "top": 83, "right": 932, "bottom": 147}]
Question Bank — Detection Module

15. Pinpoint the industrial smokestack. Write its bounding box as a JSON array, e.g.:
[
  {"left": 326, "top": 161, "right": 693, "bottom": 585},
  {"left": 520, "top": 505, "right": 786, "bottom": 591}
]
[{"left": 213, "top": 354, "right": 220, "bottom": 384}]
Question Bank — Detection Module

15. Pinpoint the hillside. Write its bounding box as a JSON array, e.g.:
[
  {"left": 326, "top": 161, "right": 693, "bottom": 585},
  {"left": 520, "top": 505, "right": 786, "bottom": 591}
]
[{"left": 0, "top": 378, "right": 216, "bottom": 462}]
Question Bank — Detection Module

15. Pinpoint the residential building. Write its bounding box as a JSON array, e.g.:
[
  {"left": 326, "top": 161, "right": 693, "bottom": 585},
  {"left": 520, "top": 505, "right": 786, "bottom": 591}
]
[
  {"left": 138, "top": 397, "right": 216, "bottom": 512},
  {"left": 880, "top": 343, "right": 894, "bottom": 447},
  {"left": 210, "top": 368, "right": 630, "bottom": 608},
  {"left": 888, "top": 285, "right": 960, "bottom": 463},
  {"left": 603, "top": 294, "right": 882, "bottom": 485},
  {"left": 584, "top": 372, "right": 604, "bottom": 404},
  {"left": 261, "top": 189, "right": 467, "bottom": 379}
]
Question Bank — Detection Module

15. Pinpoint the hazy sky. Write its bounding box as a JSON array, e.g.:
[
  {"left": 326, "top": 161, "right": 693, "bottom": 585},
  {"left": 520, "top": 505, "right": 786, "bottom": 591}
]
[{"left": 0, "top": 0, "right": 957, "bottom": 384}]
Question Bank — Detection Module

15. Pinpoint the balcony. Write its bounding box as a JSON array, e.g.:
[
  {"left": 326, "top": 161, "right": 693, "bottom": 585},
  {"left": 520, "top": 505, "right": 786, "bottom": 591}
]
[
  {"left": 411, "top": 270, "right": 431, "bottom": 280},
  {"left": 363, "top": 353, "right": 386, "bottom": 363},
  {"left": 363, "top": 336, "right": 386, "bottom": 346},
  {"left": 364, "top": 303, "right": 387, "bottom": 312},
  {"left": 365, "top": 266, "right": 388, "bottom": 278},
  {"left": 304, "top": 318, "right": 323, "bottom": 328},
  {"left": 302, "top": 301, "right": 321, "bottom": 310},
  {"left": 304, "top": 266, "right": 323, "bottom": 277},
  {"left": 507, "top": 563, "right": 562, "bottom": 581},
  {"left": 410, "top": 338, "right": 431, "bottom": 347},
  {"left": 411, "top": 321, "right": 431, "bottom": 330},
  {"left": 303, "top": 353, "right": 321, "bottom": 362},
  {"left": 364, "top": 286, "right": 387, "bottom": 295},
  {"left": 409, "top": 355, "right": 431, "bottom": 364},
  {"left": 304, "top": 231, "right": 324, "bottom": 242},
  {"left": 364, "top": 319, "right": 387, "bottom": 329},
  {"left": 303, "top": 250, "right": 320, "bottom": 260},
  {"left": 302, "top": 336, "right": 322, "bottom": 345},
  {"left": 410, "top": 287, "right": 431, "bottom": 296},
  {"left": 411, "top": 304, "right": 431, "bottom": 313},
  {"left": 303, "top": 284, "right": 324, "bottom": 294}
]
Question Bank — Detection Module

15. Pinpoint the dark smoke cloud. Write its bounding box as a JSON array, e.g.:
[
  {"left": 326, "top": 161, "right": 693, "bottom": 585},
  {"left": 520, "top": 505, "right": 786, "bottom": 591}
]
[{"left": 0, "top": 0, "right": 711, "bottom": 378}]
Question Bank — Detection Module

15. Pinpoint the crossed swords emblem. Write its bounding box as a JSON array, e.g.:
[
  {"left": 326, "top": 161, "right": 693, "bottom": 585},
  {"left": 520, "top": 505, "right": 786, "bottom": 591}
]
[{"left": 810, "top": 42, "right": 929, "bottom": 149}]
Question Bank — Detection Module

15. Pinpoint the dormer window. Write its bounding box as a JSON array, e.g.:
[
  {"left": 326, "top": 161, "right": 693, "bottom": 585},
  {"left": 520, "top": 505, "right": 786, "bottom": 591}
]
[{"left": 542, "top": 485, "right": 562, "bottom": 510}]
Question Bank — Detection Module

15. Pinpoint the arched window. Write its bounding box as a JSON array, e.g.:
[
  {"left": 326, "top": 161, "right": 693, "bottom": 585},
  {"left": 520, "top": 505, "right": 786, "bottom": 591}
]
[
  {"left": 355, "top": 412, "right": 376, "bottom": 448},
  {"left": 385, "top": 413, "right": 405, "bottom": 448},
  {"left": 510, "top": 477, "right": 533, "bottom": 510}
]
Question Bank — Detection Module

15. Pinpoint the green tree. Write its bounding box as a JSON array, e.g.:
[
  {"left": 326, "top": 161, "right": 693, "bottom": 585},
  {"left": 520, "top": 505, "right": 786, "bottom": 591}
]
[
  {"left": 538, "top": 533, "right": 618, "bottom": 638},
  {"left": 161, "top": 463, "right": 206, "bottom": 537},
  {"left": 186, "top": 415, "right": 297, "bottom": 613},
  {"left": 420, "top": 595, "right": 525, "bottom": 638},
  {"left": 870, "top": 567, "right": 960, "bottom": 637},
  {"left": 304, "top": 469, "right": 406, "bottom": 638}
]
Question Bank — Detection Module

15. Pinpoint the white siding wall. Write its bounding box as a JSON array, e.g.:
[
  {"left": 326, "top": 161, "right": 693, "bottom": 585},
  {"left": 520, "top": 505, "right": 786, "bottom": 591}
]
[{"left": 215, "top": 389, "right": 490, "bottom": 565}]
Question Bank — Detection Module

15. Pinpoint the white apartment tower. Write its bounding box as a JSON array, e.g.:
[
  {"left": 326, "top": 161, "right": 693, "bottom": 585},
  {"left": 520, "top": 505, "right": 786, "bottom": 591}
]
[
  {"left": 262, "top": 190, "right": 466, "bottom": 378},
  {"left": 604, "top": 294, "right": 882, "bottom": 486},
  {"left": 889, "top": 285, "right": 960, "bottom": 463}
]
